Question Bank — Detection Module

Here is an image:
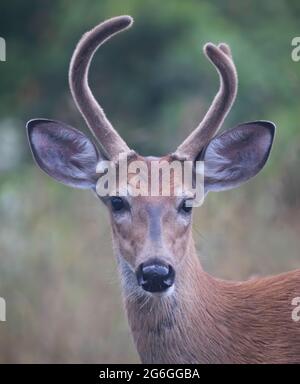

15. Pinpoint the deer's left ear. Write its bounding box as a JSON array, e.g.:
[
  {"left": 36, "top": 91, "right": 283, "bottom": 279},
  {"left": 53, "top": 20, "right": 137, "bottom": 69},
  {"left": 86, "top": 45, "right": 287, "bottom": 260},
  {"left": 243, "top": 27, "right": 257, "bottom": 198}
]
[{"left": 202, "top": 121, "right": 275, "bottom": 193}]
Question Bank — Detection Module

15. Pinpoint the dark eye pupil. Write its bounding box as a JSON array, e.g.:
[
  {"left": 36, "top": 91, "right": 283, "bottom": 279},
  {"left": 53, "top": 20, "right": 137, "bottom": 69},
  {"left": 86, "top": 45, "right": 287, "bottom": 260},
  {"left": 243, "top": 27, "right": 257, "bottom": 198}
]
[
  {"left": 111, "top": 197, "right": 125, "bottom": 211},
  {"left": 181, "top": 201, "right": 193, "bottom": 213}
]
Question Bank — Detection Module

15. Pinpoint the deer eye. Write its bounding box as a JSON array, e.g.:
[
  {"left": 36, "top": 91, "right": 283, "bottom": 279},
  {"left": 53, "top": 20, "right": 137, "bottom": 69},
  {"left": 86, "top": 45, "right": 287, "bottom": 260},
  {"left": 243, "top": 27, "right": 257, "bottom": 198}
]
[
  {"left": 110, "top": 196, "right": 126, "bottom": 212},
  {"left": 179, "top": 199, "right": 193, "bottom": 214}
]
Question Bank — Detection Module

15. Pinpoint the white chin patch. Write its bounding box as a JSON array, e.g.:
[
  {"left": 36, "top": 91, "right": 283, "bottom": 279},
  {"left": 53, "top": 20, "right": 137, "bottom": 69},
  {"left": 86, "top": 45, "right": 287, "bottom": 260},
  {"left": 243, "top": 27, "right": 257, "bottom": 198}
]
[{"left": 150, "top": 284, "right": 175, "bottom": 298}]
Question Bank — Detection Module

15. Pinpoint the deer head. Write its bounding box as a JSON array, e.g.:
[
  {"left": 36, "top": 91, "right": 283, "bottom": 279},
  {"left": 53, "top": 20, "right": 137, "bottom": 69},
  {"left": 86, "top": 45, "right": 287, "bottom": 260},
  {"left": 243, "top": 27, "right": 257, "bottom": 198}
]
[{"left": 27, "top": 16, "right": 275, "bottom": 297}]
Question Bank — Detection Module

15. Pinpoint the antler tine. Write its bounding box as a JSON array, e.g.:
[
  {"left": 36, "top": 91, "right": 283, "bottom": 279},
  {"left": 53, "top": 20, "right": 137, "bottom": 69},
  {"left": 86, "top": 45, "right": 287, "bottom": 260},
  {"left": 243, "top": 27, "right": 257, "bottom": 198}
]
[
  {"left": 218, "top": 43, "right": 232, "bottom": 57},
  {"left": 69, "top": 16, "right": 133, "bottom": 160},
  {"left": 175, "top": 42, "right": 238, "bottom": 160}
]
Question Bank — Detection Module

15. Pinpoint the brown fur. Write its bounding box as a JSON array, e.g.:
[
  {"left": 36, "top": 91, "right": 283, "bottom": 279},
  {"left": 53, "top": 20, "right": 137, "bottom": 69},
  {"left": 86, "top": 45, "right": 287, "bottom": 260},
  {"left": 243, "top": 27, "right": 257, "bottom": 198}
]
[
  {"left": 113, "top": 201, "right": 300, "bottom": 363},
  {"left": 100, "top": 157, "right": 300, "bottom": 364},
  {"left": 69, "top": 18, "right": 300, "bottom": 363},
  {"left": 29, "top": 16, "right": 300, "bottom": 364}
]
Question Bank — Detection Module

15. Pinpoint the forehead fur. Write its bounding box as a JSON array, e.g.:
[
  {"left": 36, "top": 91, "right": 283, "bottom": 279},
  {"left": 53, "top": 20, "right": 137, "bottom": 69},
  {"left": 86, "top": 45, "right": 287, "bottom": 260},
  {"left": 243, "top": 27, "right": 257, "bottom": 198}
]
[{"left": 118, "top": 154, "right": 190, "bottom": 197}]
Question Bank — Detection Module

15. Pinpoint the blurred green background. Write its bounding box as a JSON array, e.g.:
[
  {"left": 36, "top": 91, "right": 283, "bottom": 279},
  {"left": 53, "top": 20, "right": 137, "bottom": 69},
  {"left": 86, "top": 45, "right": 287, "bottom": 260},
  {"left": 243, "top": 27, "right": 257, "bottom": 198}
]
[{"left": 0, "top": 0, "right": 300, "bottom": 363}]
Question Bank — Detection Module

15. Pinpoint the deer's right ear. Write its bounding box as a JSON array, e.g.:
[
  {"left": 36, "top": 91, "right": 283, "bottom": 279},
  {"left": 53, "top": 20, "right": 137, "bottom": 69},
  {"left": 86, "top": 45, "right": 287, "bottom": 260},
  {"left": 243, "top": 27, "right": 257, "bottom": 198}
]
[{"left": 27, "top": 119, "right": 101, "bottom": 189}]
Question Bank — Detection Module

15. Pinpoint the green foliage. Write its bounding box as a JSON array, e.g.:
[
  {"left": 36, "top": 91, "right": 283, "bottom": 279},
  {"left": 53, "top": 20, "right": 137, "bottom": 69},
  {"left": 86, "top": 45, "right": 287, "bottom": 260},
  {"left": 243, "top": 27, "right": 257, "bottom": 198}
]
[
  {"left": 0, "top": 0, "right": 299, "bottom": 156},
  {"left": 0, "top": 0, "right": 299, "bottom": 363}
]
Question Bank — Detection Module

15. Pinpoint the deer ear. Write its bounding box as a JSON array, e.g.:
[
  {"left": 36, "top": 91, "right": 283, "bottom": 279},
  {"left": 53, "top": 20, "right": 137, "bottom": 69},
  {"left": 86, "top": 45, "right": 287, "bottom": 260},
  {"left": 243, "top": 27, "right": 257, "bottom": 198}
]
[
  {"left": 202, "top": 121, "right": 275, "bottom": 193},
  {"left": 27, "top": 119, "right": 101, "bottom": 189}
]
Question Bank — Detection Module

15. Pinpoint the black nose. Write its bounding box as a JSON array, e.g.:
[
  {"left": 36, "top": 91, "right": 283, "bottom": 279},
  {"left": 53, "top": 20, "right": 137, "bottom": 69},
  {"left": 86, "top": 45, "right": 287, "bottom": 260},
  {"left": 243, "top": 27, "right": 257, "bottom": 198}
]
[{"left": 136, "top": 261, "right": 175, "bottom": 293}]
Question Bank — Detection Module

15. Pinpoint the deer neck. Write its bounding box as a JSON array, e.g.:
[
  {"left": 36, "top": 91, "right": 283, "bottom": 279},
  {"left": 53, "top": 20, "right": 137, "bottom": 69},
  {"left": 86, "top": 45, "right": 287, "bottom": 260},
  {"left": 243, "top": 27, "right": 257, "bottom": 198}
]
[{"left": 117, "top": 240, "right": 231, "bottom": 363}]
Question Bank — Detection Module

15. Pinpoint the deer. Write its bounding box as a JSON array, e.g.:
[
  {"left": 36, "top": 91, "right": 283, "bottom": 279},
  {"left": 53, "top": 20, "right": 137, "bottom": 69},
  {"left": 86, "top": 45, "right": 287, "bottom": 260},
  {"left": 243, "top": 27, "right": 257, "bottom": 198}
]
[{"left": 27, "top": 16, "right": 300, "bottom": 363}]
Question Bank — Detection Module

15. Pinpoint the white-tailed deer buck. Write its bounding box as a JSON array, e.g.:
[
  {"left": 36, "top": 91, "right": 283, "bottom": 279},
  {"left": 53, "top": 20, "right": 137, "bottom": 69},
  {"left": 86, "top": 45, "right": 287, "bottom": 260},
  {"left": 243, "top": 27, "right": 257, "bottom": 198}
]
[{"left": 27, "top": 16, "right": 300, "bottom": 363}]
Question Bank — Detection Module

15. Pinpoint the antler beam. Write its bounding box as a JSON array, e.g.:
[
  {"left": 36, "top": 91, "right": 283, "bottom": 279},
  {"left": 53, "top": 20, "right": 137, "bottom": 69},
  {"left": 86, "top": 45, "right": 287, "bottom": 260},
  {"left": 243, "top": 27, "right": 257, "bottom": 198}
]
[
  {"left": 175, "top": 42, "right": 238, "bottom": 160},
  {"left": 69, "top": 16, "right": 133, "bottom": 159}
]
